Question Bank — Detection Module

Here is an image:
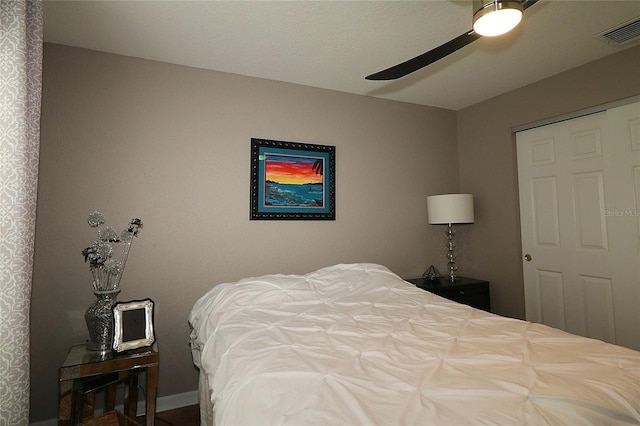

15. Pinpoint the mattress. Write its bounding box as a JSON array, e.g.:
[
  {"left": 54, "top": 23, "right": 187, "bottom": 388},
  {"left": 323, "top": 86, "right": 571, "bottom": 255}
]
[{"left": 188, "top": 263, "right": 640, "bottom": 425}]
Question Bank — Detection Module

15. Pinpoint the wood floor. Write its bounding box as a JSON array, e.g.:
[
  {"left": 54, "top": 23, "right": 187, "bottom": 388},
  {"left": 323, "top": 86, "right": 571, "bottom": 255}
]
[{"left": 137, "top": 404, "right": 200, "bottom": 426}]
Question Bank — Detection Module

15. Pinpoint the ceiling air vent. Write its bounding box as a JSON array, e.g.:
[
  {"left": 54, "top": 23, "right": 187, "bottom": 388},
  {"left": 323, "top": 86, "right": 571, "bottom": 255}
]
[{"left": 597, "top": 16, "right": 640, "bottom": 46}]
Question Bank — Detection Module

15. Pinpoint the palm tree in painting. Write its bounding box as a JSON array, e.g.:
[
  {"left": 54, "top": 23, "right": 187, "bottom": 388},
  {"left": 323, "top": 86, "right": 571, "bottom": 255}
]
[
  {"left": 310, "top": 159, "right": 324, "bottom": 205},
  {"left": 312, "top": 159, "right": 323, "bottom": 175}
]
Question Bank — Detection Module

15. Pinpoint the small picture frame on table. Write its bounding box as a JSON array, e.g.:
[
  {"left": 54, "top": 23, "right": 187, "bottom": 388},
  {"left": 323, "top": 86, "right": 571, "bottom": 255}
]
[{"left": 112, "top": 299, "right": 155, "bottom": 353}]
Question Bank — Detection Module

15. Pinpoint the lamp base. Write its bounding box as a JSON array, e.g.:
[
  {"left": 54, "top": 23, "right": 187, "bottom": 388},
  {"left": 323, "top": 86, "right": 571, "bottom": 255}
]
[{"left": 445, "top": 224, "right": 459, "bottom": 283}]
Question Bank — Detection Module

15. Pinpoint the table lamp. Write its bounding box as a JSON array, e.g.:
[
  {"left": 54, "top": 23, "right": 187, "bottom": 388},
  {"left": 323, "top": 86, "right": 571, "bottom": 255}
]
[{"left": 427, "top": 194, "right": 474, "bottom": 282}]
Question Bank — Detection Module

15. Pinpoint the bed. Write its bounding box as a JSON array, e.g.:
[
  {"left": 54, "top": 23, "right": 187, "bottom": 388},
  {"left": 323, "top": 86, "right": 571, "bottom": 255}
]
[{"left": 188, "top": 263, "right": 640, "bottom": 425}]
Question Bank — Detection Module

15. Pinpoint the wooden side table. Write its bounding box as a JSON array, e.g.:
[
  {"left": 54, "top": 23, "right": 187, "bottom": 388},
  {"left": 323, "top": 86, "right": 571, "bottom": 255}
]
[{"left": 58, "top": 343, "right": 159, "bottom": 426}]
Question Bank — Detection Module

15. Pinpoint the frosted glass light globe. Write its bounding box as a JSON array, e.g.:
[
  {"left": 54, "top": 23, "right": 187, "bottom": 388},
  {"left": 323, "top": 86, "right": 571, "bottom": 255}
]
[{"left": 473, "top": 7, "right": 523, "bottom": 37}]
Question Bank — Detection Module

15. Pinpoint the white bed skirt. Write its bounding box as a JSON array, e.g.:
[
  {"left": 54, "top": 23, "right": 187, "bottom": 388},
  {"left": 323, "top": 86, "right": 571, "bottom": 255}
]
[{"left": 198, "top": 370, "right": 215, "bottom": 426}]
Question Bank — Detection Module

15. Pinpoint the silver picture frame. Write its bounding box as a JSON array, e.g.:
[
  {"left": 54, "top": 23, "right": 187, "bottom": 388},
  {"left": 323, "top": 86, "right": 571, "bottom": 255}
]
[{"left": 112, "top": 299, "right": 155, "bottom": 352}]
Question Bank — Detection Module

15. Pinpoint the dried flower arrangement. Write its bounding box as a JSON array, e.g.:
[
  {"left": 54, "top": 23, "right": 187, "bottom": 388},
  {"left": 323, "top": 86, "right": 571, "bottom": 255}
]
[{"left": 82, "top": 211, "right": 143, "bottom": 292}]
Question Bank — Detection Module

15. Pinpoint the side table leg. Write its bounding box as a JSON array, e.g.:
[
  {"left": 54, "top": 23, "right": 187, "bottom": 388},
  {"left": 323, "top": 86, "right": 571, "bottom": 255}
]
[
  {"left": 124, "top": 372, "right": 139, "bottom": 420},
  {"left": 58, "top": 379, "right": 72, "bottom": 426},
  {"left": 105, "top": 383, "right": 117, "bottom": 412},
  {"left": 145, "top": 364, "right": 159, "bottom": 426}
]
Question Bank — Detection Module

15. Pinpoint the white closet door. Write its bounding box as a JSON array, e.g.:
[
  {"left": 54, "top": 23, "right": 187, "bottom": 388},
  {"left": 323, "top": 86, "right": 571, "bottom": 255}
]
[{"left": 516, "top": 101, "right": 640, "bottom": 350}]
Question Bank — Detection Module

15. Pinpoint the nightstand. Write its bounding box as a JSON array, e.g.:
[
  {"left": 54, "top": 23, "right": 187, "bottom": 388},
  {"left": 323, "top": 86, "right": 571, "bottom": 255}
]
[
  {"left": 407, "top": 277, "right": 491, "bottom": 312},
  {"left": 58, "top": 342, "right": 159, "bottom": 426}
]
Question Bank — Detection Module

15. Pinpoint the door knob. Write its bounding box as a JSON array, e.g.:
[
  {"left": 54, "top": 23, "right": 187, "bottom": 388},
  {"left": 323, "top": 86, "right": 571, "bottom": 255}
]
[{"left": 524, "top": 254, "right": 532, "bottom": 262}]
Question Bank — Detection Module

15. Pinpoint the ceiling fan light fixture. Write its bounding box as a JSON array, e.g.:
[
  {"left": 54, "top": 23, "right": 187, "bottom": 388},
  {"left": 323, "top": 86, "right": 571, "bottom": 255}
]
[{"left": 473, "top": 0, "right": 523, "bottom": 37}]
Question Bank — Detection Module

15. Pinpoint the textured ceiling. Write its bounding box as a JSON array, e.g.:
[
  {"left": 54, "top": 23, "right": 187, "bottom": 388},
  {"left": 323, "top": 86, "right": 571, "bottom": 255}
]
[{"left": 43, "top": 1, "right": 640, "bottom": 110}]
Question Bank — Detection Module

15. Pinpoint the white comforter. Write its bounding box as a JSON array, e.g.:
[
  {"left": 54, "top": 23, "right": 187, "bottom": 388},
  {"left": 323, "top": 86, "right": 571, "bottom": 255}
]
[{"left": 189, "top": 263, "right": 640, "bottom": 425}]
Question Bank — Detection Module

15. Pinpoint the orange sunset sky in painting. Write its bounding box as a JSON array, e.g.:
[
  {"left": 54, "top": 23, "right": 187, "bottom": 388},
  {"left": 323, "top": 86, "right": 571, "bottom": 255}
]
[{"left": 265, "top": 154, "right": 322, "bottom": 185}]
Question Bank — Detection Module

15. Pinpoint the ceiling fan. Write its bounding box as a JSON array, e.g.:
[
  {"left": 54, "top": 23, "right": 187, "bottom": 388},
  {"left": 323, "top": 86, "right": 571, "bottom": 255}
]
[{"left": 365, "top": 0, "right": 539, "bottom": 81}]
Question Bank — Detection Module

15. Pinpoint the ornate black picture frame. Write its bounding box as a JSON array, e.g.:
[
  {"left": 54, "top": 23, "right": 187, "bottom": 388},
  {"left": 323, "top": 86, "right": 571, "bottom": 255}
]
[
  {"left": 112, "top": 299, "right": 155, "bottom": 352},
  {"left": 251, "top": 138, "right": 336, "bottom": 220}
]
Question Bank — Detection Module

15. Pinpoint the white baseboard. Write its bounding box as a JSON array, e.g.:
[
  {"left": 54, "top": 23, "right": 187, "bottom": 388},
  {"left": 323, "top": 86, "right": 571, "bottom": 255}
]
[
  {"left": 30, "top": 390, "right": 199, "bottom": 426},
  {"left": 151, "top": 390, "right": 199, "bottom": 414}
]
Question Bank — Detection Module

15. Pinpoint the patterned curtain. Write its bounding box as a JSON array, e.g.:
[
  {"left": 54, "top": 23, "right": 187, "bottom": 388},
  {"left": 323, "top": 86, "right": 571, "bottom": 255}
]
[{"left": 0, "top": 0, "right": 43, "bottom": 424}]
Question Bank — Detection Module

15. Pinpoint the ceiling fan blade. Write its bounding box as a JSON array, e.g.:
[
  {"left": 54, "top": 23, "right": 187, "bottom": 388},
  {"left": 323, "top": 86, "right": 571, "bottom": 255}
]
[
  {"left": 365, "top": 30, "right": 481, "bottom": 80},
  {"left": 365, "top": 0, "right": 539, "bottom": 81}
]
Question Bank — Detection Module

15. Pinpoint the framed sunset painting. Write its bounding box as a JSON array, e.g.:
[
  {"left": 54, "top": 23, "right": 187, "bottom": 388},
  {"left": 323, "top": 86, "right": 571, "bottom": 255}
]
[{"left": 250, "top": 138, "right": 335, "bottom": 220}]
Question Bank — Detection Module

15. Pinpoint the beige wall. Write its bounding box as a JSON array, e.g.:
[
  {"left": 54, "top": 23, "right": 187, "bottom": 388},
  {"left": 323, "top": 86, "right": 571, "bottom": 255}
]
[
  {"left": 457, "top": 45, "right": 640, "bottom": 320},
  {"left": 31, "top": 43, "right": 458, "bottom": 421},
  {"left": 33, "top": 41, "right": 640, "bottom": 422}
]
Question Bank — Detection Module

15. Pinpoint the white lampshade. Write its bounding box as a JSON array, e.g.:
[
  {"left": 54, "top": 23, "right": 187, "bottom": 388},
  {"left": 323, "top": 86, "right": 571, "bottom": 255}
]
[
  {"left": 427, "top": 194, "right": 474, "bottom": 225},
  {"left": 472, "top": 0, "right": 523, "bottom": 37}
]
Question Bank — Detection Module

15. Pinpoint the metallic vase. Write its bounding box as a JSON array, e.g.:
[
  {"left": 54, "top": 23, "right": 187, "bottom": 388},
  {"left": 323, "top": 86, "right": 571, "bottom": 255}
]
[{"left": 85, "top": 289, "right": 120, "bottom": 352}]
